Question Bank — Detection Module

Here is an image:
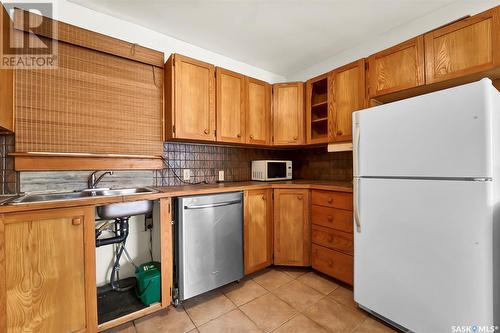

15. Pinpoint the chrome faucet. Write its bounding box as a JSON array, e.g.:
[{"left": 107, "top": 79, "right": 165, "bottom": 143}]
[{"left": 88, "top": 170, "right": 113, "bottom": 189}]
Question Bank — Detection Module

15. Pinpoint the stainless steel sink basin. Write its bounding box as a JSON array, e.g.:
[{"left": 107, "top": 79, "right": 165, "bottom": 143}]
[
  {"left": 6, "top": 187, "right": 157, "bottom": 205},
  {"left": 7, "top": 191, "right": 92, "bottom": 204},
  {"left": 97, "top": 200, "right": 153, "bottom": 219},
  {"left": 92, "top": 187, "right": 155, "bottom": 197}
]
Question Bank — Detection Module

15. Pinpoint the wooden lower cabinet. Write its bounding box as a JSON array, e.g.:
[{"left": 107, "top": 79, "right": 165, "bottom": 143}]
[
  {"left": 273, "top": 189, "right": 311, "bottom": 266},
  {"left": 244, "top": 189, "right": 273, "bottom": 274},
  {"left": 311, "top": 190, "right": 353, "bottom": 285},
  {"left": 0, "top": 207, "right": 97, "bottom": 333}
]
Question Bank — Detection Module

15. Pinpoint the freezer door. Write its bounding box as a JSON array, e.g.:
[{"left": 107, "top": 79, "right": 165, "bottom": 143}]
[
  {"left": 353, "top": 79, "right": 497, "bottom": 178},
  {"left": 354, "top": 178, "right": 495, "bottom": 332}
]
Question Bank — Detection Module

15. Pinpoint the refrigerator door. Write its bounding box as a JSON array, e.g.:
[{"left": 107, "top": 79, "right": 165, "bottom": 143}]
[
  {"left": 353, "top": 79, "right": 496, "bottom": 178},
  {"left": 354, "top": 178, "right": 494, "bottom": 332}
]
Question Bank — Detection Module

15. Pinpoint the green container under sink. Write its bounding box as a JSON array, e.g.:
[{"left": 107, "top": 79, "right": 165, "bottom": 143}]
[{"left": 135, "top": 261, "right": 161, "bottom": 306}]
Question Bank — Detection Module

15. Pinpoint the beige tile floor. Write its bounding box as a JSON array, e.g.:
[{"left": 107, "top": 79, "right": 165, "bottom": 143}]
[{"left": 104, "top": 267, "right": 397, "bottom": 333}]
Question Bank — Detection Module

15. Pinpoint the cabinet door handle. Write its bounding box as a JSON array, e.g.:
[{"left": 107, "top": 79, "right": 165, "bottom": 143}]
[
  {"left": 204, "top": 128, "right": 209, "bottom": 134},
  {"left": 72, "top": 218, "right": 81, "bottom": 226}
]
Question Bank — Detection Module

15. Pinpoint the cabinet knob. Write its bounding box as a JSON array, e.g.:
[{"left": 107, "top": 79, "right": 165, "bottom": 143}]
[
  {"left": 204, "top": 129, "right": 209, "bottom": 134},
  {"left": 237, "top": 133, "right": 241, "bottom": 138},
  {"left": 293, "top": 136, "right": 298, "bottom": 141},
  {"left": 297, "top": 196, "right": 303, "bottom": 200},
  {"left": 328, "top": 235, "right": 334, "bottom": 243},
  {"left": 327, "top": 216, "right": 333, "bottom": 222},
  {"left": 249, "top": 134, "right": 254, "bottom": 139},
  {"left": 327, "top": 198, "right": 333, "bottom": 204},
  {"left": 72, "top": 218, "right": 81, "bottom": 226},
  {"left": 262, "top": 195, "right": 266, "bottom": 201},
  {"left": 337, "top": 130, "right": 343, "bottom": 136}
]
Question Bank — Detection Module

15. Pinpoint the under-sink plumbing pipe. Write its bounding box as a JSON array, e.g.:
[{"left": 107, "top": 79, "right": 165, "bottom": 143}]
[{"left": 95, "top": 217, "right": 130, "bottom": 247}]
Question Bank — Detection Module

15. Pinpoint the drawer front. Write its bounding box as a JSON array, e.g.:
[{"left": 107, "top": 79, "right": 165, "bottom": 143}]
[
  {"left": 312, "top": 190, "right": 353, "bottom": 210},
  {"left": 312, "top": 205, "right": 353, "bottom": 233},
  {"left": 312, "top": 244, "right": 353, "bottom": 285},
  {"left": 312, "top": 225, "right": 353, "bottom": 255}
]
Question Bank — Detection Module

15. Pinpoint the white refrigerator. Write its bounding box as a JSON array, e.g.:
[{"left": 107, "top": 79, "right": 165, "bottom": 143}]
[{"left": 353, "top": 78, "right": 500, "bottom": 333}]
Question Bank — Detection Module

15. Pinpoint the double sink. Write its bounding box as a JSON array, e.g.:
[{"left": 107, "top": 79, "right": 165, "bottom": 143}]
[{"left": 6, "top": 187, "right": 157, "bottom": 219}]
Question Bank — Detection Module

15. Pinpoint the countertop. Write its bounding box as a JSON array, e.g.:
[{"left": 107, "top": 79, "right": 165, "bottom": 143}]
[{"left": 0, "top": 180, "right": 352, "bottom": 214}]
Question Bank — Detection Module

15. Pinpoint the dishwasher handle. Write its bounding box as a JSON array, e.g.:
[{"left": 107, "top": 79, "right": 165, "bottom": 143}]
[{"left": 184, "top": 199, "right": 242, "bottom": 210}]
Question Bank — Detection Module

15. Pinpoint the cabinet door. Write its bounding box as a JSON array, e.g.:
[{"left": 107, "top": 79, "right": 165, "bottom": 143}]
[
  {"left": 272, "top": 83, "right": 305, "bottom": 145},
  {"left": 173, "top": 54, "right": 215, "bottom": 141},
  {"left": 368, "top": 36, "right": 425, "bottom": 98},
  {"left": 216, "top": 68, "right": 246, "bottom": 143},
  {"left": 244, "top": 189, "right": 273, "bottom": 274},
  {"left": 0, "top": 207, "right": 97, "bottom": 333},
  {"left": 330, "top": 59, "right": 366, "bottom": 142},
  {"left": 273, "top": 189, "right": 311, "bottom": 266},
  {"left": 425, "top": 7, "right": 500, "bottom": 84},
  {"left": 246, "top": 77, "right": 271, "bottom": 145}
]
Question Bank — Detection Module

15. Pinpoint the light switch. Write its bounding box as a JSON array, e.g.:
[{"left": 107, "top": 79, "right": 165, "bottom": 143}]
[
  {"left": 183, "top": 169, "right": 190, "bottom": 181},
  {"left": 218, "top": 170, "right": 224, "bottom": 181}
]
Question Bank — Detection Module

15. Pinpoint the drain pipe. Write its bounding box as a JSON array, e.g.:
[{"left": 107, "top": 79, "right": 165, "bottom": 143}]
[{"left": 95, "top": 217, "right": 130, "bottom": 247}]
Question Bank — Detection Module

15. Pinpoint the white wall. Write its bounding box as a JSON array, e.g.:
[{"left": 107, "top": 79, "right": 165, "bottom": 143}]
[
  {"left": 4, "top": 0, "right": 286, "bottom": 83},
  {"left": 288, "top": 0, "right": 500, "bottom": 81}
]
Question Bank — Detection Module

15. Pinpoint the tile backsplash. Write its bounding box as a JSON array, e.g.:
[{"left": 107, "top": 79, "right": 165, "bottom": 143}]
[
  {"left": 155, "top": 142, "right": 352, "bottom": 186},
  {"left": 1, "top": 134, "right": 353, "bottom": 193},
  {"left": 0, "top": 134, "right": 18, "bottom": 194}
]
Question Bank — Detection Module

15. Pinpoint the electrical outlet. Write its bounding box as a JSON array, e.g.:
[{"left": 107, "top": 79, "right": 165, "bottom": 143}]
[
  {"left": 218, "top": 170, "right": 224, "bottom": 182},
  {"left": 144, "top": 217, "right": 153, "bottom": 231},
  {"left": 183, "top": 169, "right": 191, "bottom": 181}
]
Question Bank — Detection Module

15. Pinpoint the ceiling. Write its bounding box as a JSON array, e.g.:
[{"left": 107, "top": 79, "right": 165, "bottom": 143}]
[{"left": 69, "top": 0, "right": 457, "bottom": 77}]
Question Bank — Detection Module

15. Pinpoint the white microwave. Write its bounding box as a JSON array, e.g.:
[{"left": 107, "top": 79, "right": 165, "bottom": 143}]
[{"left": 251, "top": 160, "right": 292, "bottom": 181}]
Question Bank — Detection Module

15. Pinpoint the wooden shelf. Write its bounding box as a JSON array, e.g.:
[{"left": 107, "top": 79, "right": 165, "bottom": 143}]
[
  {"left": 311, "top": 117, "right": 328, "bottom": 123},
  {"left": 311, "top": 101, "right": 328, "bottom": 108}
]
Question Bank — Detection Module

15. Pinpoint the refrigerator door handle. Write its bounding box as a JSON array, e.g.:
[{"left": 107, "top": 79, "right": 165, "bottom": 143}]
[
  {"left": 354, "top": 178, "right": 361, "bottom": 233},
  {"left": 353, "top": 120, "right": 360, "bottom": 177}
]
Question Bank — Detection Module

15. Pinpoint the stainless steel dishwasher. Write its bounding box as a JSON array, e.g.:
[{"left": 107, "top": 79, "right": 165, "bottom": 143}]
[{"left": 174, "top": 192, "right": 243, "bottom": 303}]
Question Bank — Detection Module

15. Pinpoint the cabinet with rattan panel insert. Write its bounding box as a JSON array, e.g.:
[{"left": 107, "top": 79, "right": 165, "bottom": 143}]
[{"left": 311, "top": 190, "right": 354, "bottom": 285}]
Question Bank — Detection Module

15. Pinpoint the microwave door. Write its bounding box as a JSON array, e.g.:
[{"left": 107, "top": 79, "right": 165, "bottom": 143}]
[{"left": 268, "top": 162, "right": 286, "bottom": 179}]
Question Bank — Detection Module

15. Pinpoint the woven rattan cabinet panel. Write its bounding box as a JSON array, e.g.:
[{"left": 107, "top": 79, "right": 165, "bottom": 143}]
[{"left": 14, "top": 34, "right": 163, "bottom": 157}]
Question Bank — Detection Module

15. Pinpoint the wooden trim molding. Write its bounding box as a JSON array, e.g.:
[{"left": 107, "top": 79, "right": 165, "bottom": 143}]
[
  {"left": 12, "top": 8, "right": 164, "bottom": 67},
  {"left": 11, "top": 153, "right": 163, "bottom": 171}
]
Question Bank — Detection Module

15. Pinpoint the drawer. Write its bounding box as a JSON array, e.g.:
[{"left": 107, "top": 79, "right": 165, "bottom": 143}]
[
  {"left": 312, "top": 244, "right": 353, "bottom": 285},
  {"left": 312, "top": 205, "right": 353, "bottom": 233},
  {"left": 312, "top": 190, "right": 353, "bottom": 210},
  {"left": 312, "top": 225, "right": 353, "bottom": 255}
]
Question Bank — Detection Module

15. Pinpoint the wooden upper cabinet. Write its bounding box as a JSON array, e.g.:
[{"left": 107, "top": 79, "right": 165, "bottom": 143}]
[
  {"left": 306, "top": 74, "right": 329, "bottom": 144},
  {"left": 246, "top": 77, "right": 271, "bottom": 145},
  {"left": 0, "top": 207, "right": 97, "bottom": 333},
  {"left": 244, "top": 189, "right": 273, "bottom": 275},
  {"left": 272, "top": 82, "right": 305, "bottom": 145},
  {"left": 166, "top": 54, "right": 216, "bottom": 141},
  {"left": 329, "top": 59, "right": 366, "bottom": 143},
  {"left": 216, "top": 67, "right": 246, "bottom": 143},
  {"left": 274, "top": 189, "right": 311, "bottom": 266},
  {"left": 425, "top": 6, "right": 500, "bottom": 84},
  {"left": 0, "top": 5, "right": 13, "bottom": 132},
  {"left": 368, "top": 36, "right": 425, "bottom": 98}
]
